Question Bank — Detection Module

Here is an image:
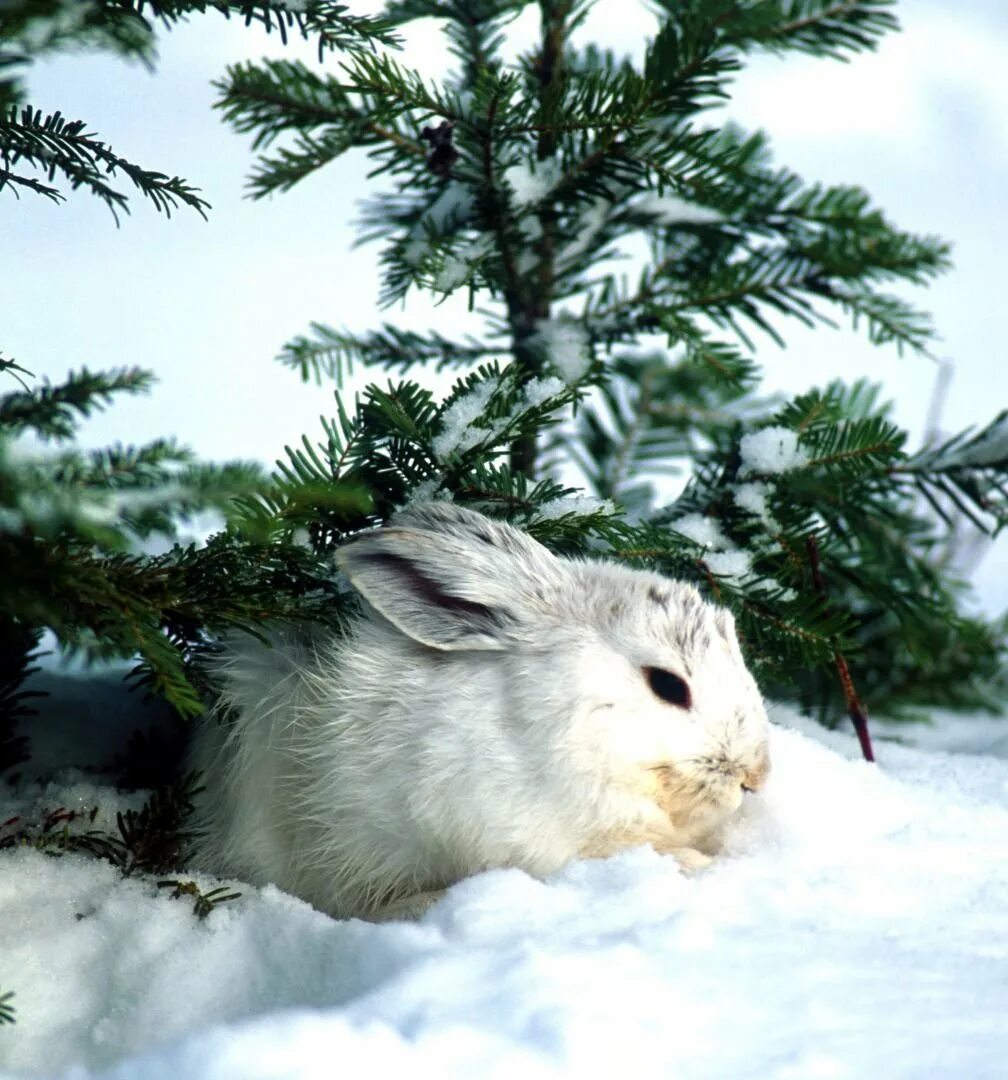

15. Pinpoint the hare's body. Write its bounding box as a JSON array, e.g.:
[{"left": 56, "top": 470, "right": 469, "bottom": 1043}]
[{"left": 189, "top": 504, "right": 770, "bottom": 919}]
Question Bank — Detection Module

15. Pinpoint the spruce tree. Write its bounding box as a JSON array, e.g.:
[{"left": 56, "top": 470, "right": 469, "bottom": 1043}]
[
  {"left": 212, "top": 0, "right": 1007, "bottom": 759},
  {"left": 0, "top": 1, "right": 392, "bottom": 772},
  {"left": 2, "top": 0, "right": 1006, "bottom": 783}
]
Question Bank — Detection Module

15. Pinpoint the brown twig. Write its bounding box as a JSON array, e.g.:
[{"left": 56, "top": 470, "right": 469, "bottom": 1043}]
[{"left": 806, "top": 535, "right": 875, "bottom": 762}]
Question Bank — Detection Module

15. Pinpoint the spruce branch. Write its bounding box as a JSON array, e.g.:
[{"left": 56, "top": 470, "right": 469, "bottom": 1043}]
[
  {"left": 0, "top": 0, "right": 156, "bottom": 71},
  {"left": 0, "top": 803, "right": 122, "bottom": 861},
  {"left": 0, "top": 164, "right": 63, "bottom": 202},
  {"left": 798, "top": 415, "right": 905, "bottom": 474},
  {"left": 215, "top": 58, "right": 426, "bottom": 196},
  {"left": 158, "top": 879, "right": 242, "bottom": 919},
  {"left": 824, "top": 286, "right": 937, "bottom": 356},
  {"left": 0, "top": 105, "right": 210, "bottom": 221},
  {"left": 0, "top": 366, "right": 155, "bottom": 440},
  {"left": 735, "top": 0, "right": 899, "bottom": 59},
  {"left": 103, "top": 0, "right": 400, "bottom": 57},
  {"left": 897, "top": 411, "right": 1008, "bottom": 534},
  {"left": 434, "top": 0, "right": 521, "bottom": 84},
  {"left": 106, "top": 0, "right": 1003, "bottom": 730},
  {"left": 0, "top": 774, "right": 239, "bottom": 916},
  {"left": 0, "top": 990, "right": 13, "bottom": 1026},
  {"left": 0, "top": 353, "right": 33, "bottom": 390},
  {"left": 0, "top": 622, "right": 40, "bottom": 776},
  {"left": 214, "top": 58, "right": 359, "bottom": 150},
  {"left": 652, "top": 0, "right": 899, "bottom": 61},
  {"left": 341, "top": 49, "right": 458, "bottom": 121},
  {"left": 278, "top": 322, "right": 501, "bottom": 383},
  {"left": 111, "top": 772, "right": 204, "bottom": 875}
]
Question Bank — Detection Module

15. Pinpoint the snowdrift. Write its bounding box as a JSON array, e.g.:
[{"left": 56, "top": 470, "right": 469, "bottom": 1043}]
[{"left": 1, "top": 708, "right": 1006, "bottom": 1079}]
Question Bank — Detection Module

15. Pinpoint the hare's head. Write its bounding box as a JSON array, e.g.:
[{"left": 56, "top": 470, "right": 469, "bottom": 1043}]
[{"left": 336, "top": 502, "right": 770, "bottom": 840}]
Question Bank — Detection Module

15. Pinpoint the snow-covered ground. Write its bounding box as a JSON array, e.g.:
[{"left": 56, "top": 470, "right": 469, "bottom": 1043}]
[{"left": 1, "top": 706, "right": 1006, "bottom": 1080}]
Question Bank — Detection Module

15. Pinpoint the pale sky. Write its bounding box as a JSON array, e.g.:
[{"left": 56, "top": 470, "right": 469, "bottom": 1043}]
[{"left": 4, "top": 0, "right": 1006, "bottom": 610}]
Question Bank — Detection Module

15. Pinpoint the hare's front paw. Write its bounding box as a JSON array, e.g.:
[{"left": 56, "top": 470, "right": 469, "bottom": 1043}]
[
  {"left": 634, "top": 826, "right": 714, "bottom": 872},
  {"left": 662, "top": 846, "right": 712, "bottom": 873}
]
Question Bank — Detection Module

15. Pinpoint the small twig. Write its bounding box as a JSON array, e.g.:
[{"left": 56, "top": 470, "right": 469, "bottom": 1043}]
[
  {"left": 806, "top": 536, "right": 874, "bottom": 762},
  {"left": 367, "top": 121, "right": 426, "bottom": 158}
]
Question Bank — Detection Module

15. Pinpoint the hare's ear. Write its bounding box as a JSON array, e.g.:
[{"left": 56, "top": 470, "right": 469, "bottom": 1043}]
[
  {"left": 335, "top": 525, "right": 558, "bottom": 651},
  {"left": 392, "top": 502, "right": 550, "bottom": 565}
]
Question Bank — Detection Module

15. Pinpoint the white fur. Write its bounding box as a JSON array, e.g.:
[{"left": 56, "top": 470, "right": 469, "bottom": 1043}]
[{"left": 188, "top": 504, "right": 770, "bottom": 919}]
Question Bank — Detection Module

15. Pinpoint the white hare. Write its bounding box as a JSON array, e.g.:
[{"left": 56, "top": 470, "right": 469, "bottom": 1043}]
[{"left": 188, "top": 502, "right": 770, "bottom": 919}]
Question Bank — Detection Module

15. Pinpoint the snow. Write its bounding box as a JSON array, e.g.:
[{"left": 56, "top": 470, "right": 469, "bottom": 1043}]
[
  {"left": 532, "top": 320, "right": 592, "bottom": 384},
  {"left": 433, "top": 255, "right": 468, "bottom": 292},
  {"left": 669, "top": 514, "right": 755, "bottom": 586},
  {"left": 504, "top": 161, "right": 561, "bottom": 207},
  {"left": 732, "top": 481, "right": 776, "bottom": 527},
  {"left": 633, "top": 193, "right": 723, "bottom": 227},
  {"left": 738, "top": 426, "right": 809, "bottom": 478},
  {"left": 515, "top": 249, "right": 539, "bottom": 275},
  {"left": 400, "top": 236, "right": 429, "bottom": 267},
  {"left": 431, "top": 379, "right": 499, "bottom": 460},
  {"left": 520, "top": 375, "right": 567, "bottom": 408},
  {"left": 556, "top": 198, "right": 609, "bottom": 269},
  {"left": 702, "top": 548, "right": 753, "bottom": 583},
  {"left": 0, "top": 508, "right": 23, "bottom": 531},
  {"left": 669, "top": 512, "right": 730, "bottom": 550},
  {"left": 423, "top": 183, "right": 475, "bottom": 232},
  {"left": 401, "top": 183, "right": 476, "bottom": 269},
  {"left": 434, "top": 236, "right": 495, "bottom": 293},
  {"left": 531, "top": 495, "right": 614, "bottom": 522},
  {"left": 432, "top": 375, "right": 570, "bottom": 461},
  {"left": 399, "top": 478, "right": 449, "bottom": 507},
  {"left": 2, "top": 706, "right": 1008, "bottom": 1079}
]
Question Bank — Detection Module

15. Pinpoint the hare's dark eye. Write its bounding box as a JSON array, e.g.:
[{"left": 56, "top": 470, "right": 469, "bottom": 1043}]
[{"left": 644, "top": 666, "right": 691, "bottom": 709}]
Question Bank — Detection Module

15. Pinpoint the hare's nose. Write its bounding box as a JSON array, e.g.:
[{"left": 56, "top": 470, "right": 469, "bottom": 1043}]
[{"left": 740, "top": 761, "right": 769, "bottom": 793}]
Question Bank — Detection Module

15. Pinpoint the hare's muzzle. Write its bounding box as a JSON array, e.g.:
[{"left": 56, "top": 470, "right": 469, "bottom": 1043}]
[{"left": 740, "top": 753, "right": 771, "bottom": 793}]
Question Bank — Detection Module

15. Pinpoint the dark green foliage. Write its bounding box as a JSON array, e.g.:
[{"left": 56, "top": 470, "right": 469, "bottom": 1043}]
[
  {"left": 634, "top": 376, "right": 1007, "bottom": 720},
  {"left": 0, "top": 773, "right": 242, "bottom": 914},
  {"left": 0, "top": 361, "right": 284, "bottom": 723},
  {"left": 0, "top": 0, "right": 396, "bottom": 216},
  {"left": 0, "top": 989, "right": 14, "bottom": 1025},
  {"left": 111, "top": 771, "right": 204, "bottom": 875},
  {"left": 158, "top": 878, "right": 242, "bottom": 918},
  {"left": 277, "top": 322, "right": 502, "bottom": 384},
  {"left": 0, "top": 803, "right": 121, "bottom": 861},
  {"left": 1, "top": 772, "right": 197, "bottom": 874},
  {"left": 0, "top": 621, "right": 40, "bottom": 775},
  {"left": 2, "top": 0, "right": 1005, "bottom": 782},
  {"left": 0, "top": 104, "right": 211, "bottom": 221},
  {"left": 213, "top": 0, "right": 1005, "bottom": 735},
  {"left": 902, "top": 411, "right": 1008, "bottom": 532},
  {"left": 0, "top": 3, "right": 380, "bottom": 760},
  {"left": 0, "top": 364, "right": 156, "bottom": 439}
]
